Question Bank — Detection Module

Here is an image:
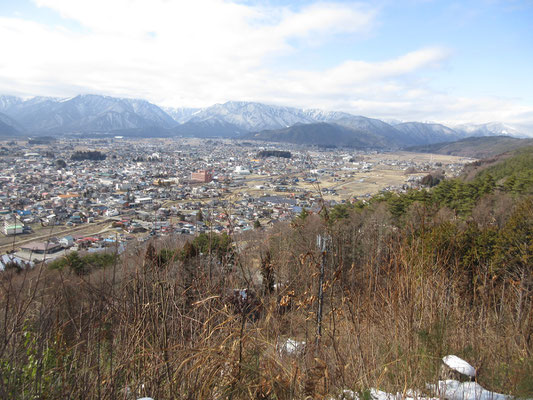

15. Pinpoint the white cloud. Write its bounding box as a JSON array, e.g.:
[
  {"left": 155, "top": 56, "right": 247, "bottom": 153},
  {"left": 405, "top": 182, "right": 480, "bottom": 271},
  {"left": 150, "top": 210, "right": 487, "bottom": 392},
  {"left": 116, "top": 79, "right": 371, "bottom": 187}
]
[
  {"left": 1, "top": 0, "right": 376, "bottom": 103},
  {"left": 0, "top": 0, "right": 532, "bottom": 128},
  {"left": 273, "top": 2, "right": 376, "bottom": 39}
]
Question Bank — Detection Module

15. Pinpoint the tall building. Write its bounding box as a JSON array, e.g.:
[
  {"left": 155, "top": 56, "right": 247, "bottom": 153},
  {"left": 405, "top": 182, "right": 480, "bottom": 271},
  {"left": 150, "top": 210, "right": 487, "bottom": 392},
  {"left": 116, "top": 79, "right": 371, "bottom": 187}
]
[{"left": 191, "top": 169, "right": 213, "bottom": 183}]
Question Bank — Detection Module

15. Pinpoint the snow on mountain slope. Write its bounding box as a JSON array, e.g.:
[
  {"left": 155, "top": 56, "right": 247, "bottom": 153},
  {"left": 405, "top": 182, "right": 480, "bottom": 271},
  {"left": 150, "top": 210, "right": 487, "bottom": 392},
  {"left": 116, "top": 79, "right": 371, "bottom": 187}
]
[
  {"left": 0, "top": 116, "right": 20, "bottom": 136},
  {"left": 0, "top": 111, "right": 25, "bottom": 133},
  {"left": 0, "top": 95, "right": 23, "bottom": 112},
  {"left": 163, "top": 107, "right": 201, "bottom": 123},
  {"left": 333, "top": 115, "right": 402, "bottom": 144},
  {"left": 301, "top": 108, "right": 354, "bottom": 122},
  {"left": 394, "top": 122, "right": 464, "bottom": 145},
  {"left": 121, "top": 98, "right": 177, "bottom": 128},
  {"left": 455, "top": 122, "right": 529, "bottom": 138},
  {"left": 2, "top": 94, "right": 531, "bottom": 143},
  {"left": 0, "top": 94, "right": 176, "bottom": 133},
  {"left": 188, "top": 101, "right": 320, "bottom": 131}
]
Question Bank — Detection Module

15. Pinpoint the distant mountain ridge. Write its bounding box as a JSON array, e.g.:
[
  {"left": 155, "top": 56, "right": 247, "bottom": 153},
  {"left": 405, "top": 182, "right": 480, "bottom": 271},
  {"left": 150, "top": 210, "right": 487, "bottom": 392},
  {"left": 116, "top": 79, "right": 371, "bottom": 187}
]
[
  {"left": 393, "top": 122, "right": 464, "bottom": 145},
  {"left": 163, "top": 107, "right": 201, "bottom": 124},
  {"left": 0, "top": 94, "right": 176, "bottom": 134},
  {"left": 244, "top": 122, "right": 387, "bottom": 148},
  {"left": 0, "top": 113, "right": 20, "bottom": 136},
  {"left": 406, "top": 136, "right": 533, "bottom": 158},
  {"left": 0, "top": 94, "right": 531, "bottom": 147},
  {"left": 187, "top": 101, "right": 318, "bottom": 132},
  {"left": 453, "top": 122, "right": 523, "bottom": 137},
  {"left": 0, "top": 111, "right": 24, "bottom": 135}
]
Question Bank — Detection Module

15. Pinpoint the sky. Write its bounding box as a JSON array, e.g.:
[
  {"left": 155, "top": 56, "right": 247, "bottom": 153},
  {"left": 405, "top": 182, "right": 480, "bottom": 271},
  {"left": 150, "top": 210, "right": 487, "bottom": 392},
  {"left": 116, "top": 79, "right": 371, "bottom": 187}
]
[{"left": 0, "top": 0, "right": 532, "bottom": 128}]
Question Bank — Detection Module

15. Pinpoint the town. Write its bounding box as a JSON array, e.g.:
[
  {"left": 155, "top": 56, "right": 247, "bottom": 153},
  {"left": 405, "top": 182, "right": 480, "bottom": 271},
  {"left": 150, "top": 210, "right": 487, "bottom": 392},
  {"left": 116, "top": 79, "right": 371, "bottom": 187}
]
[{"left": 0, "top": 137, "right": 473, "bottom": 268}]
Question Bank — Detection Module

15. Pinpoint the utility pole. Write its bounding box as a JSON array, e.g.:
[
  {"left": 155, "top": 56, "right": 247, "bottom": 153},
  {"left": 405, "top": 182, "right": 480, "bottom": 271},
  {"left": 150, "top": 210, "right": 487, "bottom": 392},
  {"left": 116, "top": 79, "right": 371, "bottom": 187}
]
[{"left": 316, "top": 234, "right": 328, "bottom": 347}]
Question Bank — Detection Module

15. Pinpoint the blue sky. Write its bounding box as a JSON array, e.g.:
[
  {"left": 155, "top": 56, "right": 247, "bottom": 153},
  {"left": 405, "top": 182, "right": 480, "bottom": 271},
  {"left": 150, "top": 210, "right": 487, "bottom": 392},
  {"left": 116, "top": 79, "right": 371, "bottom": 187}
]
[{"left": 1, "top": 0, "right": 532, "bottom": 128}]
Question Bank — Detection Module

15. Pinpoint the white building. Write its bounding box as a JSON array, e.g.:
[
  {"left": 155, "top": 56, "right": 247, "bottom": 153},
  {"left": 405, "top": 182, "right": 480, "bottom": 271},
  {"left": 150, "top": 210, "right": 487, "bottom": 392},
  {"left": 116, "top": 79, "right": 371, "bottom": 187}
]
[
  {"left": 234, "top": 166, "right": 251, "bottom": 175},
  {"left": 3, "top": 220, "right": 23, "bottom": 235}
]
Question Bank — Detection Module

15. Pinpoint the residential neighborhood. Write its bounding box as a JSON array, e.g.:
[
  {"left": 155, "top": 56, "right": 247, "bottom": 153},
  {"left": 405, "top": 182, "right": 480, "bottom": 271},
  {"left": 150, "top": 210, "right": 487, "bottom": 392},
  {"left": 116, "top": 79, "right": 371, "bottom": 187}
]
[{"left": 0, "top": 137, "right": 473, "bottom": 268}]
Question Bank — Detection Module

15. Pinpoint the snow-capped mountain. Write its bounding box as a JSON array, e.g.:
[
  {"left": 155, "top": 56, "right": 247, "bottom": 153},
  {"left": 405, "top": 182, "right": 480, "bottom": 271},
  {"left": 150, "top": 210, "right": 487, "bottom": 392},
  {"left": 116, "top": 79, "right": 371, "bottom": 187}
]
[
  {"left": 243, "top": 114, "right": 467, "bottom": 148},
  {"left": 184, "top": 101, "right": 401, "bottom": 136},
  {"left": 0, "top": 94, "right": 176, "bottom": 133},
  {"left": 394, "top": 122, "right": 464, "bottom": 145},
  {"left": 163, "top": 107, "right": 201, "bottom": 124},
  {"left": 1, "top": 93, "right": 532, "bottom": 146},
  {"left": 119, "top": 98, "right": 177, "bottom": 128},
  {"left": 301, "top": 109, "right": 354, "bottom": 122},
  {"left": 0, "top": 95, "right": 23, "bottom": 112},
  {"left": 187, "top": 101, "right": 320, "bottom": 131},
  {"left": 333, "top": 116, "right": 404, "bottom": 145},
  {"left": 454, "top": 122, "right": 529, "bottom": 138}
]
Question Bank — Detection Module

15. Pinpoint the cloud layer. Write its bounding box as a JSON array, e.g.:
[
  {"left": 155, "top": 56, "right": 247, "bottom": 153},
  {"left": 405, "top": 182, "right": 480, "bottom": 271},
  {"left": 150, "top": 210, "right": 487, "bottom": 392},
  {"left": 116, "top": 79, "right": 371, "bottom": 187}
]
[{"left": 0, "top": 0, "right": 532, "bottom": 128}]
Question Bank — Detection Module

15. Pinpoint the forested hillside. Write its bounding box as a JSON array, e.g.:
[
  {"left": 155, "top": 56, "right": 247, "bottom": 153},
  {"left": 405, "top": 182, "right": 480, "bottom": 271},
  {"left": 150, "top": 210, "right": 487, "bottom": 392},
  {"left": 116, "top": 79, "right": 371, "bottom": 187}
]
[
  {"left": 406, "top": 136, "right": 533, "bottom": 158},
  {"left": 1, "top": 148, "right": 532, "bottom": 399}
]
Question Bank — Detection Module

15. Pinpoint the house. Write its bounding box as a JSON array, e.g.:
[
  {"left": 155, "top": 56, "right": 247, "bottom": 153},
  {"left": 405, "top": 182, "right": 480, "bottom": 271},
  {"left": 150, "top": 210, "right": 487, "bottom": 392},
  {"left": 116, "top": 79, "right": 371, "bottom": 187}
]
[
  {"left": 20, "top": 241, "right": 62, "bottom": 254},
  {"left": 59, "top": 235, "right": 74, "bottom": 248}
]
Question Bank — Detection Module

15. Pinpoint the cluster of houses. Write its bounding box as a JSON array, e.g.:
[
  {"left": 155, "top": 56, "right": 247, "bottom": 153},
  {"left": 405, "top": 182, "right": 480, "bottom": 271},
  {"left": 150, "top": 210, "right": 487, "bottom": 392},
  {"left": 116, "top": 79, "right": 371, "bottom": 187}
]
[{"left": 0, "top": 137, "right": 469, "bottom": 268}]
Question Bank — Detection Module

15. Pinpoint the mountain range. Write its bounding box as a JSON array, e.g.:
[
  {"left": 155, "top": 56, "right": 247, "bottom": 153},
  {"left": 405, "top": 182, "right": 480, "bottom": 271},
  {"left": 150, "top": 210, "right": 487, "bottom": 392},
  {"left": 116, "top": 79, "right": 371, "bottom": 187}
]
[{"left": 0, "top": 94, "right": 531, "bottom": 148}]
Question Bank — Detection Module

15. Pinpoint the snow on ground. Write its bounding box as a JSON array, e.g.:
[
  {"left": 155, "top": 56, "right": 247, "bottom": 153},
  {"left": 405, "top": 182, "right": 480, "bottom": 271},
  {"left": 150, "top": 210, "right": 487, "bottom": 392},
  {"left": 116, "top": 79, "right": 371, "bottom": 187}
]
[
  {"left": 332, "top": 382, "right": 512, "bottom": 400},
  {"left": 430, "top": 380, "right": 509, "bottom": 400},
  {"left": 331, "top": 380, "right": 514, "bottom": 400},
  {"left": 138, "top": 355, "right": 522, "bottom": 400},
  {"left": 329, "top": 354, "right": 521, "bottom": 400},
  {"left": 332, "top": 388, "right": 438, "bottom": 400},
  {"left": 442, "top": 355, "right": 476, "bottom": 377},
  {"left": 278, "top": 338, "right": 306, "bottom": 355}
]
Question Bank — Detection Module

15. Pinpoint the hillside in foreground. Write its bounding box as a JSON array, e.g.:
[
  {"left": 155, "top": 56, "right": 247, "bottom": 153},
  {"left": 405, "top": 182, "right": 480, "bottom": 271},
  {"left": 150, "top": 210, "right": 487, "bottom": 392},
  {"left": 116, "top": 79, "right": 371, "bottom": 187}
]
[
  {"left": 461, "top": 145, "right": 533, "bottom": 189},
  {"left": 0, "top": 148, "right": 532, "bottom": 399}
]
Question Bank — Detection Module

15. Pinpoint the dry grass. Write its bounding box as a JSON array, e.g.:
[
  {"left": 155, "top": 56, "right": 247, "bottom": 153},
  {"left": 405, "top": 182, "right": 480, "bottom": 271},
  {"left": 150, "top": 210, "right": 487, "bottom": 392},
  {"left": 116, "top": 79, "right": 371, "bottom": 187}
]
[{"left": 0, "top": 199, "right": 532, "bottom": 399}]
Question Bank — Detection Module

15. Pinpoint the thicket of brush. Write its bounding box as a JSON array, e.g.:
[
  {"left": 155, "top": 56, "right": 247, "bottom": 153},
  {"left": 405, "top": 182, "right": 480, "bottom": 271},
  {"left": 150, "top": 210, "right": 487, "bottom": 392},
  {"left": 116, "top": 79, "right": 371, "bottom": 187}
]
[{"left": 1, "top": 149, "right": 532, "bottom": 399}]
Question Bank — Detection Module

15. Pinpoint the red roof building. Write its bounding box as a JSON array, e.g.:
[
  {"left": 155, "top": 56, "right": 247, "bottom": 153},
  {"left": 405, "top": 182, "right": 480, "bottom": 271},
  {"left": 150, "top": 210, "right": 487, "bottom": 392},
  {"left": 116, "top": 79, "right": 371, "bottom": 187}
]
[{"left": 191, "top": 170, "right": 213, "bottom": 183}]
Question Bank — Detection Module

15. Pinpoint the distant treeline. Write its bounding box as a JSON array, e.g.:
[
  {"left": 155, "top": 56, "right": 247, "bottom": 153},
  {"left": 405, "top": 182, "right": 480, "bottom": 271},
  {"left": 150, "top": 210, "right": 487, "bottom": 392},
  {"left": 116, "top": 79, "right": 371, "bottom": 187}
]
[
  {"left": 132, "top": 155, "right": 161, "bottom": 162},
  {"left": 70, "top": 150, "right": 106, "bottom": 161},
  {"left": 28, "top": 137, "right": 56, "bottom": 145},
  {"left": 257, "top": 150, "right": 291, "bottom": 158}
]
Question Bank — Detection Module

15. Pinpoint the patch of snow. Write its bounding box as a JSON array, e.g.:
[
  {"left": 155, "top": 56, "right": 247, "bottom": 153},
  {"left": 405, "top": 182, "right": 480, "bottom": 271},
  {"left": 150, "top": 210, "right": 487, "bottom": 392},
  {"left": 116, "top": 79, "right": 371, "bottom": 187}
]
[
  {"left": 328, "top": 355, "right": 524, "bottom": 400},
  {"left": 278, "top": 338, "right": 305, "bottom": 355},
  {"left": 332, "top": 382, "right": 513, "bottom": 400},
  {"left": 330, "top": 388, "right": 437, "bottom": 400},
  {"left": 369, "top": 388, "right": 437, "bottom": 400},
  {"left": 430, "top": 380, "right": 509, "bottom": 400},
  {"left": 442, "top": 355, "right": 476, "bottom": 377}
]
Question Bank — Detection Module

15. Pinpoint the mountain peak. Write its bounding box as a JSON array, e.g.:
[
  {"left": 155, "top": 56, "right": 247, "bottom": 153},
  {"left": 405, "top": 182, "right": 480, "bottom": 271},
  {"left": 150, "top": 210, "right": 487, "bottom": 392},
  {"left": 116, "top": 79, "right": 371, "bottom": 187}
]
[{"left": 1, "top": 94, "right": 530, "bottom": 142}]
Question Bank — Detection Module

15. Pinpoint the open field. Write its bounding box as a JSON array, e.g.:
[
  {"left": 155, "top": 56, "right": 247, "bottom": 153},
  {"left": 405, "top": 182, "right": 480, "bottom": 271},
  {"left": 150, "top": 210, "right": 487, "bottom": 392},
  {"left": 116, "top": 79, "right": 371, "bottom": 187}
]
[{"left": 237, "top": 152, "right": 474, "bottom": 201}]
